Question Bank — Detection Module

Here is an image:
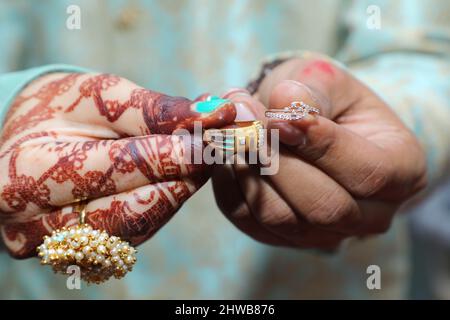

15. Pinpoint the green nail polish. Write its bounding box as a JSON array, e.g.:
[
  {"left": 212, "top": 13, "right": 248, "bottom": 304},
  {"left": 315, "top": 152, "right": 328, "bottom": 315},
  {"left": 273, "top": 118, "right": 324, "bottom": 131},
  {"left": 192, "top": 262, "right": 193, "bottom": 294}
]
[{"left": 195, "top": 96, "right": 230, "bottom": 113}]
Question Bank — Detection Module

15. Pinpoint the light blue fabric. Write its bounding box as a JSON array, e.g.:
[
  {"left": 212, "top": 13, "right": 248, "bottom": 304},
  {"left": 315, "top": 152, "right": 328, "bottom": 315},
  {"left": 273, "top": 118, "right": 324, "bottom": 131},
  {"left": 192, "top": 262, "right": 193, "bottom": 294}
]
[
  {"left": 0, "top": 64, "right": 90, "bottom": 125},
  {"left": 0, "top": 0, "right": 449, "bottom": 300}
]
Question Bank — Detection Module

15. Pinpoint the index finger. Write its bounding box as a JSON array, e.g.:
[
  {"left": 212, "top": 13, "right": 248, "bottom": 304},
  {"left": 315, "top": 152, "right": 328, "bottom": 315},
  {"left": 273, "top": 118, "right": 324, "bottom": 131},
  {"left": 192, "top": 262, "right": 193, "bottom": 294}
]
[{"left": 4, "top": 73, "right": 236, "bottom": 141}]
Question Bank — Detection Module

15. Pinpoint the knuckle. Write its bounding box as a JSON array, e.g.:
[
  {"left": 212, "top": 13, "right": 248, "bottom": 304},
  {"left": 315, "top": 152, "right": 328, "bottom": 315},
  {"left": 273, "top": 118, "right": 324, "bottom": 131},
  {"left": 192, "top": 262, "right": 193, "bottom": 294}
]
[
  {"left": 302, "top": 127, "right": 336, "bottom": 163},
  {"left": 350, "top": 159, "right": 391, "bottom": 198},
  {"left": 0, "top": 182, "right": 18, "bottom": 219},
  {"left": 260, "top": 210, "right": 296, "bottom": 231},
  {"left": 305, "top": 188, "right": 357, "bottom": 227},
  {"left": 257, "top": 197, "right": 294, "bottom": 228},
  {"left": 1, "top": 226, "right": 33, "bottom": 259}
]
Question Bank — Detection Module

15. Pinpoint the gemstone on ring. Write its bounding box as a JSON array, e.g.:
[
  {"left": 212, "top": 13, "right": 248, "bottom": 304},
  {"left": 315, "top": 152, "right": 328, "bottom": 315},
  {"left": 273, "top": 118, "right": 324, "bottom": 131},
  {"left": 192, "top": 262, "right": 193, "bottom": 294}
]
[{"left": 265, "top": 101, "right": 319, "bottom": 121}]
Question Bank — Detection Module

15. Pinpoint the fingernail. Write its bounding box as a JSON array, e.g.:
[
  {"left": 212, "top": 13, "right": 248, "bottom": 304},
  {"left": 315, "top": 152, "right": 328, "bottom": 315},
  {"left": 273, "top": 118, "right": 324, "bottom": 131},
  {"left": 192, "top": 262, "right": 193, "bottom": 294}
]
[
  {"left": 285, "top": 79, "right": 305, "bottom": 87},
  {"left": 235, "top": 101, "right": 257, "bottom": 121},
  {"left": 288, "top": 80, "right": 314, "bottom": 97},
  {"left": 223, "top": 90, "right": 258, "bottom": 121},
  {"left": 194, "top": 95, "right": 230, "bottom": 113},
  {"left": 221, "top": 88, "right": 251, "bottom": 99},
  {"left": 284, "top": 80, "right": 320, "bottom": 106},
  {"left": 193, "top": 93, "right": 211, "bottom": 102}
]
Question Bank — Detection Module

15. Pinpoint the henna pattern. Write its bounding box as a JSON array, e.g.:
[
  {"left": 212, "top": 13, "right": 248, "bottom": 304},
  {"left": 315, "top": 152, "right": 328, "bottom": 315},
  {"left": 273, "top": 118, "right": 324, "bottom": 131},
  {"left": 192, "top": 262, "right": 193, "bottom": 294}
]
[
  {"left": 66, "top": 75, "right": 235, "bottom": 134},
  {"left": 1, "top": 179, "right": 198, "bottom": 258},
  {"left": 0, "top": 72, "right": 234, "bottom": 258},
  {"left": 0, "top": 74, "right": 80, "bottom": 145},
  {"left": 1, "top": 209, "right": 79, "bottom": 258},
  {"left": 86, "top": 186, "right": 177, "bottom": 243}
]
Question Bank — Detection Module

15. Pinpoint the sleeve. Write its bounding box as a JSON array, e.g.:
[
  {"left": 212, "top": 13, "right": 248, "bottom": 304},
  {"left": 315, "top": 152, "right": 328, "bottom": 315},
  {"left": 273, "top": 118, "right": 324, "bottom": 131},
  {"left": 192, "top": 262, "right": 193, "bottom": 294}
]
[
  {"left": 0, "top": 64, "right": 91, "bottom": 126},
  {"left": 337, "top": 0, "right": 450, "bottom": 184}
]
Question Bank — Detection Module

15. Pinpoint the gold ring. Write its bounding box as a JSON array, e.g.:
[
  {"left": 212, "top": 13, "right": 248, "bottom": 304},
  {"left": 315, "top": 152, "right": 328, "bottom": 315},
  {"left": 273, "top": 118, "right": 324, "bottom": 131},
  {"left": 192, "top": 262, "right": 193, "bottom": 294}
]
[
  {"left": 203, "top": 120, "right": 264, "bottom": 153},
  {"left": 37, "top": 200, "right": 137, "bottom": 284}
]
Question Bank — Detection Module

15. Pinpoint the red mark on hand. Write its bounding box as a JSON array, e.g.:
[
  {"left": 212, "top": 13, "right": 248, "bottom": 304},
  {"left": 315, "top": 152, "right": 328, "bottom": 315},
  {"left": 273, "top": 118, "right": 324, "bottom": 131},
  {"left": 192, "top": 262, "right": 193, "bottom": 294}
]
[{"left": 302, "top": 60, "right": 335, "bottom": 77}]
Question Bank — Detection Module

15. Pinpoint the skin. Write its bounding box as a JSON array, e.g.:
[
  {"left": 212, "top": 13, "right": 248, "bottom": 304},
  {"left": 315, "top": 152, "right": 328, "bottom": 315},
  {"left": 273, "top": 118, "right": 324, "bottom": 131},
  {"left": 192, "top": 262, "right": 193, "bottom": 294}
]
[
  {"left": 0, "top": 72, "right": 236, "bottom": 258},
  {"left": 213, "top": 56, "right": 427, "bottom": 250}
]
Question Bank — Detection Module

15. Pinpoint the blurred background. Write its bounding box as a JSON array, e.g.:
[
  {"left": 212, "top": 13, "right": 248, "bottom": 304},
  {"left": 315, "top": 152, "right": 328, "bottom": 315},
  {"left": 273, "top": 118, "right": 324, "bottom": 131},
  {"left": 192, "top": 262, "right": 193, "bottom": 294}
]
[{"left": 0, "top": 0, "right": 449, "bottom": 299}]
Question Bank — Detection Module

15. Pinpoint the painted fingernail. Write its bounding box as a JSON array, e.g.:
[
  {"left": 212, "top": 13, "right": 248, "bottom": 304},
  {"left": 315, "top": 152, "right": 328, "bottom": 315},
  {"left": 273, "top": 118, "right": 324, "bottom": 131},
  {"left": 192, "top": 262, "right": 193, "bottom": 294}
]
[
  {"left": 194, "top": 96, "right": 231, "bottom": 113},
  {"left": 193, "top": 93, "right": 211, "bottom": 102}
]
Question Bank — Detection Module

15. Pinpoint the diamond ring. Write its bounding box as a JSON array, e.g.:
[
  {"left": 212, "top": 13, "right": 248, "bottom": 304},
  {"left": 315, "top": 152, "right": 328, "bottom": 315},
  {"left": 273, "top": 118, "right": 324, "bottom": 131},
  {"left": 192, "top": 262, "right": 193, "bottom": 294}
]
[{"left": 265, "top": 101, "right": 320, "bottom": 121}]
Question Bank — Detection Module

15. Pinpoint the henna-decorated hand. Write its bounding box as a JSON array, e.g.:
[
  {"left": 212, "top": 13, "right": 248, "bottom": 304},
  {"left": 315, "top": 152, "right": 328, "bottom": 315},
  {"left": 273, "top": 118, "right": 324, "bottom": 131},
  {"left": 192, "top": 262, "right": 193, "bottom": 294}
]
[{"left": 0, "top": 72, "right": 236, "bottom": 258}]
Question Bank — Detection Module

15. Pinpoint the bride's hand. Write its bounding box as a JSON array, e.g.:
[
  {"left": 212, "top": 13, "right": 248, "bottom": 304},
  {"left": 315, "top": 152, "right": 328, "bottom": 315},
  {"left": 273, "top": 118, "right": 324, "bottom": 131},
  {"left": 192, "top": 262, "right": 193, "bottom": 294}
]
[{"left": 0, "top": 72, "right": 235, "bottom": 258}]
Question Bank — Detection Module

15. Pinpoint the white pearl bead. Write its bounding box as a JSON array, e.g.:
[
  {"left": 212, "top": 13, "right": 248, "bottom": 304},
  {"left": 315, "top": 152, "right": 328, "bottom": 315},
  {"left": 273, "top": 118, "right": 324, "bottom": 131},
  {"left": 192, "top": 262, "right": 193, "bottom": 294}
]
[
  {"left": 90, "top": 240, "right": 98, "bottom": 248},
  {"left": 56, "top": 248, "right": 64, "bottom": 256},
  {"left": 125, "top": 256, "right": 134, "bottom": 265},
  {"left": 82, "top": 246, "right": 92, "bottom": 255},
  {"left": 97, "top": 245, "right": 106, "bottom": 254},
  {"left": 75, "top": 252, "right": 84, "bottom": 261},
  {"left": 48, "top": 249, "right": 56, "bottom": 256},
  {"left": 80, "top": 236, "right": 89, "bottom": 245},
  {"left": 82, "top": 227, "right": 91, "bottom": 234},
  {"left": 67, "top": 249, "right": 75, "bottom": 257},
  {"left": 71, "top": 240, "right": 80, "bottom": 249}
]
